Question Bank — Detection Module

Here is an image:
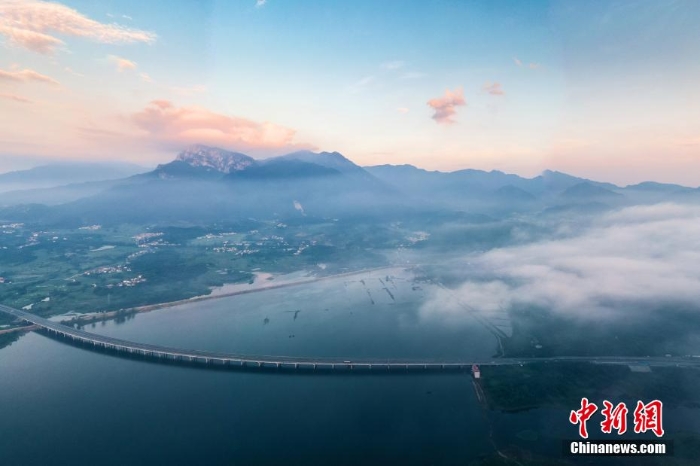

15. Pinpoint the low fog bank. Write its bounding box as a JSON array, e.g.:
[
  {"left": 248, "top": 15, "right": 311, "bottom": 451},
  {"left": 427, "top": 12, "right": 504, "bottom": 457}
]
[{"left": 420, "top": 202, "right": 700, "bottom": 322}]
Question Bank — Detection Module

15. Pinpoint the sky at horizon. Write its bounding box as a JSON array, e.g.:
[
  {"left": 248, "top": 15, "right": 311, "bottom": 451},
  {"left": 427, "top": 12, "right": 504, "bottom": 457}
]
[{"left": 0, "top": 0, "right": 699, "bottom": 185}]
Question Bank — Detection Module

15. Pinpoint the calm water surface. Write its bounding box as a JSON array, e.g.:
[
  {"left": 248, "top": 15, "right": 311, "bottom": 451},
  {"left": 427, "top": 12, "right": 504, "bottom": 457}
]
[{"left": 2, "top": 270, "right": 695, "bottom": 465}]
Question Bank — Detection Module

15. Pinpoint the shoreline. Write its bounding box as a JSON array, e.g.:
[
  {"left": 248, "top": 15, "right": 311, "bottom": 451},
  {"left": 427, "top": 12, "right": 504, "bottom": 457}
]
[{"left": 61, "top": 265, "right": 403, "bottom": 327}]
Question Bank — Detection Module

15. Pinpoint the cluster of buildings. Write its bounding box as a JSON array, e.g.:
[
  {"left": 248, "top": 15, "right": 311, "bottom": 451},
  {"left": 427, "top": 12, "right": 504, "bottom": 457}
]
[
  {"left": 105, "top": 275, "right": 147, "bottom": 288},
  {"left": 83, "top": 265, "right": 131, "bottom": 276}
]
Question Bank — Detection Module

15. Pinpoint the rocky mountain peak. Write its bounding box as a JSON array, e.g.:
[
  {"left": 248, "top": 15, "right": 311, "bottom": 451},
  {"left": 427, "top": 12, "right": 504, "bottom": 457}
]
[{"left": 176, "top": 145, "right": 255, "bottom": 173}]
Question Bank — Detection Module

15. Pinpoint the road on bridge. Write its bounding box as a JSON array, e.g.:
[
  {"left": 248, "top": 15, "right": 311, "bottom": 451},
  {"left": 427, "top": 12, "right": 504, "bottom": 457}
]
[{"left": 3, "top": 304, "right": 700, "bottom": 372}]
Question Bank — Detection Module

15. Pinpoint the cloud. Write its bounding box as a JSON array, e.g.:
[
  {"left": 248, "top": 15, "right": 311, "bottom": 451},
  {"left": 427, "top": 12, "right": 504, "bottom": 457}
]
[
  {"left": 483, "top": 82, "right": 505, "bottom": 96},
  {"left": 108, "top": 55, "right": 137, "bottom": 72},
  {"left": 348, "top": 75, "right": 374, "bottom": 93},
  {"left": 0, "top": 92, "right": 33, "bottom": 103},
  {"left": 381, "top": 60, "right": 405, "bottom": 70},
  {"left": 0, "top": 0, "right": 156, "bottom": 55},
  {"left": 131, "top": 100, "right": 315, "bottom": 154},
  {"left": 0, "top": 67, "right": 59, "bottom": 85},
  {"left": 397, "top": 107, "right": 409, "bottom": 114},
  {"left": 513, "top": 56, "right": 540, "bottom": 69},
  {"left": 107, "top": 13, "right": 133, "bottom": 21},
  {"left": 421, "top": 203, "right": 700, "bottom": 322},
  {"left": 427, "top": 87, "right": 466, "bottom": 124},
  {"left": 140, "top": 72, "right": 153, "bottom": 83},
  {"left": 256, "top": 0, "right": 267, "bottom": 7}
]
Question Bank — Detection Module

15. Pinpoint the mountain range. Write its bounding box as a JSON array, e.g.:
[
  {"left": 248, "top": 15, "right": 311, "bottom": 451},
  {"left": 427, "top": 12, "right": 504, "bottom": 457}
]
[
  {"left": 0, "top": 145, "right": 698, "bottom": 226},
  {"left": 0, "top": 162, "right": 147, "bottom": 193}
]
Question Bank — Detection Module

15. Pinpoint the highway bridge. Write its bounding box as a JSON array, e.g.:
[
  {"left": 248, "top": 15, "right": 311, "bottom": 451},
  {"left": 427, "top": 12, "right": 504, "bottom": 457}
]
[{"left": 3, "top": 304, "right": 700, "bottom": 372}]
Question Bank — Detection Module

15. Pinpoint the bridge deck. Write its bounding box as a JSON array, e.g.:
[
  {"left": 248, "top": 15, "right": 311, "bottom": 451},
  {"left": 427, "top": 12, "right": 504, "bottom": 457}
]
[{"left": 3, "top": 304, "right": 699, "bottom": 372}]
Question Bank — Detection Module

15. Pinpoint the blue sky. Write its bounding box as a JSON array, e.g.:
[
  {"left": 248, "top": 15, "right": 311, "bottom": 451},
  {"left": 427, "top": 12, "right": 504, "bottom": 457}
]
[{"left": 0, "top": 0, "right": 699, "bottom": 185}]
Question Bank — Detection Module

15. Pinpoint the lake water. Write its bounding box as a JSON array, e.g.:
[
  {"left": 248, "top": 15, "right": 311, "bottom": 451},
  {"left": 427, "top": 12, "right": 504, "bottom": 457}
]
[
  {"left": 1, "top": 269, "right": 695, "bottom": 465},
  {"left": 77, "top": 267, "right": 500, "bottom": 361}
]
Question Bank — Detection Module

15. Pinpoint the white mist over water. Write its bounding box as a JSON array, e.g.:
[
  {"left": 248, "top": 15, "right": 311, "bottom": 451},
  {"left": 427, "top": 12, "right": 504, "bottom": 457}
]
[{"left": 420, "top": 203, "right": 700, "bottom": 320}]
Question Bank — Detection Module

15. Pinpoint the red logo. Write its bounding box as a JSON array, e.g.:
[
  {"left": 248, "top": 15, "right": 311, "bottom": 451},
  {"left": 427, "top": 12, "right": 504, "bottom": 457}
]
[
  {"left": 600, "top": 401, "right": 628, "bottom": 435},
  {"left": 633, "top": 400, "right": 665, "bottom": 438},
  {"left": 570, "top": 399, "right": 664, "bottom": 438},
  {"left": 569, "top": 398, "right": 598, "bottom": 439}
]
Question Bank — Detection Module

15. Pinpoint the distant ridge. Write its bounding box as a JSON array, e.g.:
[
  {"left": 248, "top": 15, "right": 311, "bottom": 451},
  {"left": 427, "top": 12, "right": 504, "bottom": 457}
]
[
  {"left": 1, "top": 143, "right": 697, "bottom": 222},
  {"left": 560, "top": 182, "right": 623, "bottom": 200},
  {"left": 624, "top": 181, "right": 693, "bottom": 192},
  {"left": 0, "top": 162, "right": 147, "bottom": 192},
  {"left": 492, "top": 185, "right": 536, "bottom": 201},
  {"left": 275, "top": 150, "right": 370, "bottom": 176}
]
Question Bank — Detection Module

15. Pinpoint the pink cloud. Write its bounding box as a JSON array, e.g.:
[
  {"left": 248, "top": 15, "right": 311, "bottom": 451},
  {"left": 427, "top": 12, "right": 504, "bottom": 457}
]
[
  {"left": 0, "top": 92, "right": 33, "bottom": 103},
  {"left": 483, "top": 82, "right": 504, "bottom": 96},
  {"left": 108, "top": 55, "right": 137, "bottom": 72},
  {"left": 427, "top": 87, "right": 466, "bottom": 124},
  {"left": 131, "top": 100, "right": 315, "bottom": 154},
  {"left": 0, "top": 67, "right": 59, "bottom": 85},
  {"left": 0, "top": 0, "right": 156, "bottom": 55},
  {"left": 0, "top": 25, "right": 62, "bottom": 54}
]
